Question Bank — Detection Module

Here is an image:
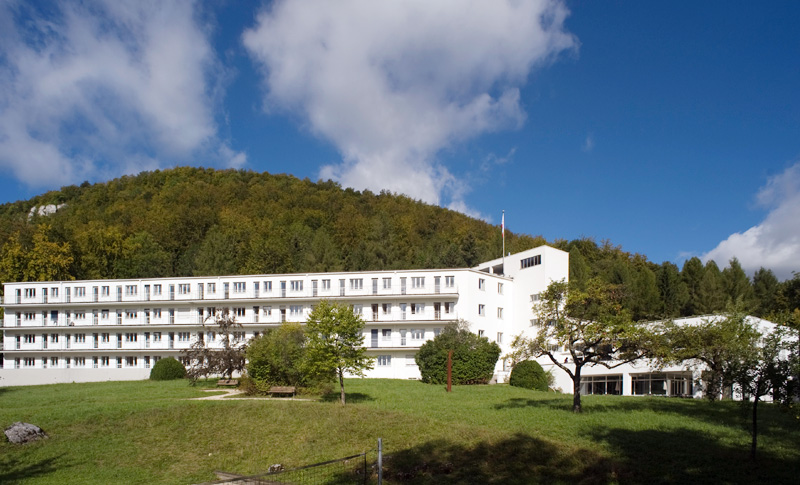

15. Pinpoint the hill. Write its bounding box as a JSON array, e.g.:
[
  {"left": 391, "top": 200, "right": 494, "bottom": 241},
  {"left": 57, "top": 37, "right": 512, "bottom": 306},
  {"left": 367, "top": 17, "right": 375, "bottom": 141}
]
[{"left": 0, "top": 167, "right": 798, "bottom": 322}]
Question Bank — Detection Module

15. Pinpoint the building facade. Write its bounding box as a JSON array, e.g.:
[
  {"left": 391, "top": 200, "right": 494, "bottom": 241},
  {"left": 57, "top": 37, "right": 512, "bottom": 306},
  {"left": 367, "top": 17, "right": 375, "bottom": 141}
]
[{"left": 1, "top": 245, "right": 570, "bottom": 386}]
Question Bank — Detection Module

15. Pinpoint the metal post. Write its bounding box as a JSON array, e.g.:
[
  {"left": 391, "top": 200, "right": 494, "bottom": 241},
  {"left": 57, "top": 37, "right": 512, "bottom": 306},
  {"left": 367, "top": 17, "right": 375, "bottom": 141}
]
[
  {"left": 447, "top": 350, "right": 453, "bottom": 392},
  {"left": 377, "top": 438, "right": 383, "bottom": 485}
]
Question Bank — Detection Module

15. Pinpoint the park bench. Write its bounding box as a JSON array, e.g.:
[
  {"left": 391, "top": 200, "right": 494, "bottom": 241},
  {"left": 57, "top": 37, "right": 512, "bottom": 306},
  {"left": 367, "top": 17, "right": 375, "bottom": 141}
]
[
  {"left": 268, "top": 386, "right": 297, "bottom": 398},
  {"left": 217, "top": 379, "right": 238, "bottom": 387}
]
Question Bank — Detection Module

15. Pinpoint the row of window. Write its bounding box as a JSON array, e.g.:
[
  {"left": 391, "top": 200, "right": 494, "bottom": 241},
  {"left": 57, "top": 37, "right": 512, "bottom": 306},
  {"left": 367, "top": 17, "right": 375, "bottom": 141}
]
[
  {"left": 12, "top": 355, "right": 162, "bottom": 369},
  {"left": 477, "top": 279, "right": 504, "bottom": 294},
  {"left": 477, "top": 305, "right": 503, "bottom": 319},
  {"left": 14, "top": 275, "right": 460, "bottom": 302}
]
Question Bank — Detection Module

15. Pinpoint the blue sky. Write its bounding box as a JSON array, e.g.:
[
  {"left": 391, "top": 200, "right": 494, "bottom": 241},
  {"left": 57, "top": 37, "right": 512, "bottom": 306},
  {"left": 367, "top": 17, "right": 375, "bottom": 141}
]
[{"left": 1, "top": 1, "right": 798, "bottom": 278}]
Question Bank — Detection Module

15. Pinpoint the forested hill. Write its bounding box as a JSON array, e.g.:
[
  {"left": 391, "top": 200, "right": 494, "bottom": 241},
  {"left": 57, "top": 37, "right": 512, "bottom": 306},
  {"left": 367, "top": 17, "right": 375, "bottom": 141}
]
[{"left": 0, "top": 167, "right": 797, "bottom": 322}]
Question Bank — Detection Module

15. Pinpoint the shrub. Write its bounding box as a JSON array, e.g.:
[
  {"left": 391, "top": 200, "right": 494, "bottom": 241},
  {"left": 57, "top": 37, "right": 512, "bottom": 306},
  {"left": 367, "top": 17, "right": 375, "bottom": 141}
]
[
  {"left": 246, "top": 323, "right": 308, "bottom": 390},
  {"left": 149, "top": 357, "right": 187, "bottom": 381},
  {"left": 416, "top": 322, "right": 501, "bottom": 385},
  {"left": 509, "top": 360, "right": 550, "bottom": 391}
]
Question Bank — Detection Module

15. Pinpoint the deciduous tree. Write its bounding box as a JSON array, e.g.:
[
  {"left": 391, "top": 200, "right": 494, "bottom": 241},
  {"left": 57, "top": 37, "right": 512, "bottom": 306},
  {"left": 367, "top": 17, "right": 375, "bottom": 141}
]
[
  {"left": 304, "top": 300, "right": 374, "bottom": 405},
  {"left": 509, "top": 278, "right": 651, "bottom": 413}
]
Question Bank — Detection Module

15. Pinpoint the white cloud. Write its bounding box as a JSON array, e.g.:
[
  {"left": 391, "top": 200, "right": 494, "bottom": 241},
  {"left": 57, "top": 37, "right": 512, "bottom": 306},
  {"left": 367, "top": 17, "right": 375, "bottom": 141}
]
[
  {"left": 703, "top": 162, "right": 800, "bottom": 279},
  {"left": 244, "top": 0, "right": 576, "bottom": 211},
  {"left": 0, "top": 0, "right": 245, "bottom": 188},
  {"left": 582, "top": 133, "right": 594, "bottom": 153}
]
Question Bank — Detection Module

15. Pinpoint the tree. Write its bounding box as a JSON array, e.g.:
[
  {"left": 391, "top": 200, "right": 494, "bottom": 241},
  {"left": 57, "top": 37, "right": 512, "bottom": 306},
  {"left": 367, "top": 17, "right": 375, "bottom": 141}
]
[
  {"left": 304, "top": 300, "right": 374, "bottom": 405},
  {"left": 183, "top": 309, "right": 246, "bottom": 382},
  {"left": 752, "top": 268, "right": 780, "bottom": 317},
  {"left": 509, "top": 278, "right": 651, "bottom": 413},
  {"left": 246, "top": 323, "right": 308, "bottom": 388},
  {"left": 721, "top": 257, "right": 754, "bottom": 309},
  {"left": 653, "top": 311, "right": 760, "bottom": 400},
  {"left": 415, "top": 321, "right": 501, "bottom": 385},
  {"left": 731, "top": 326, "right": 796, "bottom": 461},
  {"left": 697, "top": 261, "right": 726, "bottom": 314},
  {"left": 681, "top": 257, "right": 705, "bottom": 316},
  {"left": 657, "top": 261, "right": 688, "bottom": 317}
]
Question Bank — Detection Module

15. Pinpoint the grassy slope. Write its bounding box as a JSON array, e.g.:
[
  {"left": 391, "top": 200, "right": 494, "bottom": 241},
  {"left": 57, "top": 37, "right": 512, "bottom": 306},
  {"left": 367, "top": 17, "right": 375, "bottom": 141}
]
[{"left": 1, "top": 379, "right": 799, "bottom": 484}]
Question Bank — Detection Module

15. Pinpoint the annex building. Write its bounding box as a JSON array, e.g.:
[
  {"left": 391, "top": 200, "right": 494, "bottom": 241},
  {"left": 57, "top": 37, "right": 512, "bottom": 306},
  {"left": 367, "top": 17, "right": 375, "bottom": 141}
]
[{"left": 1, "top": 245, "right": 569, "bottom": 386}]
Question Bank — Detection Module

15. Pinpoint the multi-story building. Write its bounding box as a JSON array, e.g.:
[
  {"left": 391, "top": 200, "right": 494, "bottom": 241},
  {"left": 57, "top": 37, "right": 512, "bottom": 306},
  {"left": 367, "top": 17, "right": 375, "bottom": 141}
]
[{"left": 0, "top": 245, "right": 570, "bottom": 386}]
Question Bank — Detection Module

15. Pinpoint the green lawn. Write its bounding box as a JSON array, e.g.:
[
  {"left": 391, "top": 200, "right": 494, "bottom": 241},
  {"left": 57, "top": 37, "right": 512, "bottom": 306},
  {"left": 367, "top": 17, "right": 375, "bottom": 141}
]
[{"left": 1, "top": 379, "right": 799, "bottom": 484}]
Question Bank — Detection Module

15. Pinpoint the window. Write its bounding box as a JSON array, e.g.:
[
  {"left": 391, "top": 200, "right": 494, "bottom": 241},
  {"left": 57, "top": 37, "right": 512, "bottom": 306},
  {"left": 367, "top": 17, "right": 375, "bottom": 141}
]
[
  {"left": 290, "top": 280, "right": 303, "bottom": 291},
  {"left": 382, "top": 278, "right": 391, "bottom": 289},
  {"left": 478, "top": 279, "right": 485, "bottom": 290},
  {"left": 102, "top": 309, "right": 109, "bottom": 320},
  {"left": 497, "top": 332, "right": 503, "bottom": 344},
  {"left": 144, "top": 356, "right": 150, "bottom": 369},
  {"left": 24, "top": 288, "right": 36, "bottom": 298},
  {"left": 125, "top": 333, "right": 137, "bottom": 342},
  {"left": 178, "top": 284, "right": 190, "bottom": 294},
  {"left": 207, "top": 282, "right": 216, "bottom": 293},
  {"left": 382, "top": 329, "right": 391, "bottom": 340},
  {"left": 207, "top": 331, "right": 215, "bottom": 342},
  {"left": 125, "top": 285, "right": 137, "bottom": 296},
  {"left": 233, "top": 331, "right": 245, "bottom": 342},
  {"left": 178, "top": 332, "right": 191, "bottom": 342},
  {"left": 51, "top": 287, "right": 59, "bottom": 297},
  {"left": 101, "top": 356, "right": 109, "bottom": 367},
  {"left": 74, "top": 334, "right": 86, "bottom": 343},
  {"left": 23, "top": 334, "right": 35, "bottom": 343},
  {"left": 289, "top": 305, "right": 303, "bottom": 316},
  {"left": 153, "top": 332, "right": 162, "bottom": 342},
  {"left": 75, "top": 287, "right": 86, "bottom": 297},
  {"left": 233, "top": 282, "right": 246, "bottom": 293},
  {"left": 24, "top": 312, "right": 35, "bottom": 320},
  {"left": 377, "top": 355, "right": 391, "bottom": 366},
  {"left": 410, "top": 303, "right": 424, "bottom": 315},
  {"left": 411, "top": 277, "right": 425, "bottom": 289},
  {"left": 411, "top": 329, "right": 424, "bottom": 339},
  {"left": 24, "top": 357, "right": 35, "bottom": 367},
  {"left": 382, "top": 303, "right": 392, "bottom": 315},
  {"left": 352, "top": 304, "right": 362, "bottom": 316},
  {"left": 153, "top": 284, "right": 162, "bottom": 295},
  {"left": 75, "top": 357, "right": 85, "bottom": 367},
  {"left": 234, "top": 307, "right": 246, "bottom": 318},
  {"left": 74, "top": 311, "right": 86, "bottom": 319},
  {"left": 434, "top": 328, "right": 441, "bottom": 337},
  {"left": 317, "top": 279, "right": 328, "bottom": 291},
  {"left": 153, "top": 309, "right": 162, "bottom": 319},
  {"left": 101, "top": 286, "right": 109, "bottom": 296},
  {"left": 51, "top": 334, "right": 59, "bottom": 343},
  {"left": 350, "top": 278, "right": 363, "bottom": 290},
  {"left": 497, "top": 307, "right": 504, "bottom": 319},
  {"left": 520, "top": 254, "right": 542, "bottom": 269},
  {"left": 444, "top": 302, "right": 453, "bottom": 314},
  {"left": 478, "top": 304, "right": 485, "bottom": 316},
  {"left": 264, "top": 281, "right": 272, "bottom": 292},
  {"left": 263, "top": 306, "right": 272, "bottom": 316},
  {"left": 51, "top": 357, "right": 58, "bottom": 367},
  {"left": 445, "top": 276, "right": 455, "bottom": 288},
  {"left": 498, "top": 282, "right": 504, "bottom": 294},
  {"left": 530, "top": 294, "right": 541, "bottom": 302},
  {"left": 125, "top": 310, "right": 137, "bottom": 319},
  {"left": 101, "top": 333, "right": 110, "bottom": 343},
  {"left": 126, "top": 356, "right": 137, "bottom": 367},
  {"left": 478, "top": 330, "right": 484, "bottom": 337}
]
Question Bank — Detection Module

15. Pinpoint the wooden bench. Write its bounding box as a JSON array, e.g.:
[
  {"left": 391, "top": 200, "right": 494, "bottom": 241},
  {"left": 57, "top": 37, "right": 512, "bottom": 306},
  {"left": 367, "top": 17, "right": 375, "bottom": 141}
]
[
  {"left": 268, "top": 386, "right": 297, "bottom": 398},
  {"left": 217, "top": 379, "right": 238, "bottom": 387}
]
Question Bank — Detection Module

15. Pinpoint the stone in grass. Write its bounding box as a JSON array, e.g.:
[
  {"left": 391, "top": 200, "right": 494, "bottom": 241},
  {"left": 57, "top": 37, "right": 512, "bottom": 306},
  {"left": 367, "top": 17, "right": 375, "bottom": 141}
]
[{"left": 4, "top": 422, "right": 48, "bottom": 444}]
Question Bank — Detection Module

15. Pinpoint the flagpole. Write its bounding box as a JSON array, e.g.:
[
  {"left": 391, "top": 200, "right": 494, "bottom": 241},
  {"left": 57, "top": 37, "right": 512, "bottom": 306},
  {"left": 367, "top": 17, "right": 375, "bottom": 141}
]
[{"left": 501, "top": 210, "right": 505, "bottom": 275}]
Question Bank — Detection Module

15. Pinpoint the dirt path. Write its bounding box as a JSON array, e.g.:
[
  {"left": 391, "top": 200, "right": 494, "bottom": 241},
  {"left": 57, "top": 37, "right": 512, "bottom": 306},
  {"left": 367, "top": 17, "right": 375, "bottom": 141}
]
[{"left": 190, "top": 389, "right": 313, "bottom": 401}]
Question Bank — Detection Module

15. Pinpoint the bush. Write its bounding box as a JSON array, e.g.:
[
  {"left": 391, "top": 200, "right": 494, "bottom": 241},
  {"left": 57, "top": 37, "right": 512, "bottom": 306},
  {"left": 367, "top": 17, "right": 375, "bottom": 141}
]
[
  {"left": 246, "top": 323, "right": 308, "bottom": 390},
  {"left": 149, "top": 357, "right": 187, "bottom": 381},
  {"left": 416, "top": 323, "right": 501, "bottom": 385},
  {"left": 509, "top": 360, "right": 550, "bottom": 391}
]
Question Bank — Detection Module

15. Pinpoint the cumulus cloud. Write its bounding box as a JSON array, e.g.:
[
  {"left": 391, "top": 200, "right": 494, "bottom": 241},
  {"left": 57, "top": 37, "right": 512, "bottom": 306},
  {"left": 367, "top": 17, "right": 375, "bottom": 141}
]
[
  {"left": 243, "top": 0, "right": 576, "bottom": 210},
  {"left": 703, "top": 162, "right": 800, "bottom": 279},
  {"left": 0, "top": 0, "right": 244, "bottom": 188}
]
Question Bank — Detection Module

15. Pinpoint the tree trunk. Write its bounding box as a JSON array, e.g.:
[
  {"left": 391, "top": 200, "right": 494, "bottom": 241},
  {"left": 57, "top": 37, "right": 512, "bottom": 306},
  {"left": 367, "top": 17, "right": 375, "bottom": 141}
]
[
  {"left": 751, "top": 396, "right": 759, "bottom": 461},
  {"left": 339, "top": 369, "right": 346, "bottom": 405},
  {"left": 572, "top": 366, "right": 582, "bottom": 413}
]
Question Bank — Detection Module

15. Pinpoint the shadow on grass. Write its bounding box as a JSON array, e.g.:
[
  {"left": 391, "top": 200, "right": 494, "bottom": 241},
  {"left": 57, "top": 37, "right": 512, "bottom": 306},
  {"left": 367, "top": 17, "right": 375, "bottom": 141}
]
[
  {"left": 344, "top": 434, "right": 618, "bottom": 484},
  {"left": 319, "top": 392, "right": 375, "bottom": 404},
  {"left": 589, "top": 426, "right": 800, "bottom": 484},
  {"left": 0, "top": 453, "right": 65, "bottom": 484}
]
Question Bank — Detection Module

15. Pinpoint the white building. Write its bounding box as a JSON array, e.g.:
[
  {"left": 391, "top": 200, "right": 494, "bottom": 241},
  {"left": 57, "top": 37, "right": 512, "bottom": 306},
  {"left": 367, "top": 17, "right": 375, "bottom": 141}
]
[{"left": 0, "top": 245, "right": 570, "bottom": 386}]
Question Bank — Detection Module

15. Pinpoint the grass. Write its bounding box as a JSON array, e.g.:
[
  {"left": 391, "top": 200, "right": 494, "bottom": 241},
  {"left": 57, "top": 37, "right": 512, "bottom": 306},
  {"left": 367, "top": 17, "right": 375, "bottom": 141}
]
[{"left": 0, "top": 379, "right": 798, "bottom": 484}]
